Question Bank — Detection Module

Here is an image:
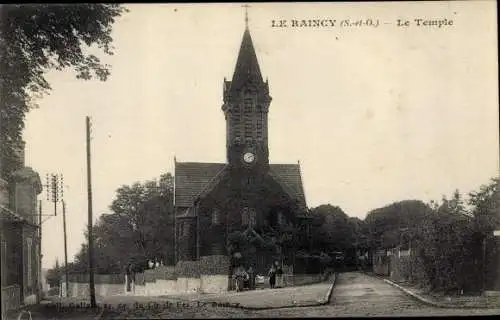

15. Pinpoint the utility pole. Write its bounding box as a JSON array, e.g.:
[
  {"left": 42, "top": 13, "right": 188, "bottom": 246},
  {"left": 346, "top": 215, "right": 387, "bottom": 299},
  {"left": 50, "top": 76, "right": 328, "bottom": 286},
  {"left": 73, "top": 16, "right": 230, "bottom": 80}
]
[
  {"left": 86, "top": 116, "right": 96, "bottom": 308},
  {"left": 38, "top": 200, "right": 42, "bottom": 303},
  {"left": 34, "top": 196, "right": 58, "bottom": 303},
  {"left": 45, "top": 173, "right": 62, "bottom": 216},
  {"left": 482, "top": 235, "right": 487, "bottom": 293},
  {"left": 62, "top": 200, "right": 69, "bottom": 297}
]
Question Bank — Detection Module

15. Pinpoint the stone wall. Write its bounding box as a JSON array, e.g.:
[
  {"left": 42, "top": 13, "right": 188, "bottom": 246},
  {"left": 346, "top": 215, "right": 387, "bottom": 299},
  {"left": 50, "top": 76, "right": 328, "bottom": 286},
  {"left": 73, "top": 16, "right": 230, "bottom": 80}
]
[
  {"left": 62, "top": 255, "right": 327, "bottom": 298},
  {"left": 62, "top": 282, "right": 125, "bottom": 298},
  {"left": 64, "top": 256, "right": 232, "bottom": 298},
  {"left": 200, "top": 275, "right": 228, "bottom": 293}
]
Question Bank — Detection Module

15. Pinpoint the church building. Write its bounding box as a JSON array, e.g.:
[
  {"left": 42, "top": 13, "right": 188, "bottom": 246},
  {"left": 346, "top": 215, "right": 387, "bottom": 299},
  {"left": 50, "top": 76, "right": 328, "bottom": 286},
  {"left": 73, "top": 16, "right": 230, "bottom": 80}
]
[{"left": 174, "top": 20, "right": 312, "bottom": 275}]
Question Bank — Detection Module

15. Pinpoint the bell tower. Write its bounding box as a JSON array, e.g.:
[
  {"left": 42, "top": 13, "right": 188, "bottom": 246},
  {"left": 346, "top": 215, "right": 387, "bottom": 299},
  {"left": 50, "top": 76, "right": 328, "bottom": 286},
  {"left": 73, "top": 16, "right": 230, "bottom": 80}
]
[{"left": 222, "top": 18, "right": 272, "bottom": 170}]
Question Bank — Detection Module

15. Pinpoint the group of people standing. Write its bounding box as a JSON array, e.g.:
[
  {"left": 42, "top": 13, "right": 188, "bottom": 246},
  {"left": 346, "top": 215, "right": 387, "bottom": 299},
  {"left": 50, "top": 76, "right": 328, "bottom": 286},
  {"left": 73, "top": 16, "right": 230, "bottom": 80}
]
[
  {"left": 147, "top": 258, "right": 164, "bottom": 269},
  {"left": 268, "top": 261, "right": 284, "bottom": 289},
  {"left": 232, "top": 261, "right": 285, "bottom": 292}
]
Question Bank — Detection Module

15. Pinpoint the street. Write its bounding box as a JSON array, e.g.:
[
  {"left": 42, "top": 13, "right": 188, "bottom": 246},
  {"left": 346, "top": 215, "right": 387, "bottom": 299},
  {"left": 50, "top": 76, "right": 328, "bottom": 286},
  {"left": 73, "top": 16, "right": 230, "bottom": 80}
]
[
  {"left": 261, "top": 272, "right": 500, "bottom": 318},
  {"left": 12, "top": 272, "right": 500, "bottom": 319}
]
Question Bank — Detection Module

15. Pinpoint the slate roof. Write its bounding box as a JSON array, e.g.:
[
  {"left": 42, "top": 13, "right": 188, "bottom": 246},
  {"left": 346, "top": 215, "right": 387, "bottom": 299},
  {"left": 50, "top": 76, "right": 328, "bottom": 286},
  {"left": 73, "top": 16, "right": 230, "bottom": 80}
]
[
  {"left": 174, "top": 162, "right": 307, "bottom": 211},
  {"left": 229, "top": 28, "right": 264, "bottom": 92}
]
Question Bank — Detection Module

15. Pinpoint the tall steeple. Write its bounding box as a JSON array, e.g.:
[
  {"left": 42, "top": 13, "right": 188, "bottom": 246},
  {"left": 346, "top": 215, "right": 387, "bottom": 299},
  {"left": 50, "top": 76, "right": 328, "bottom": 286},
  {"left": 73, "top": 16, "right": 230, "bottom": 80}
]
[
  {"left": 229, "top": 27, "right": 264, "bottom": 93},
  {"left": 222, "top": 10, "right": 271, "bottom": 168}
]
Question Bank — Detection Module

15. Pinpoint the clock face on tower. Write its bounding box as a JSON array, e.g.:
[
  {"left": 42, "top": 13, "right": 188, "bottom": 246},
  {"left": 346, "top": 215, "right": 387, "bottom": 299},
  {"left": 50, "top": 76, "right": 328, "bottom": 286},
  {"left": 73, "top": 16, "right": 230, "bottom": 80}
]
[{"left": 243, "top": 152, "right": 255, "bottom": 164}]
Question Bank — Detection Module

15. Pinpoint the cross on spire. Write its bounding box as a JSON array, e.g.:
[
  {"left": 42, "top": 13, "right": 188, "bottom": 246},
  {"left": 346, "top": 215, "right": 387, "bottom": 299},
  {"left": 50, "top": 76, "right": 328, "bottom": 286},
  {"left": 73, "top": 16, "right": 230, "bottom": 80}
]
[{"left": 243, "top": 4, "right": 250, "bottom": 29}]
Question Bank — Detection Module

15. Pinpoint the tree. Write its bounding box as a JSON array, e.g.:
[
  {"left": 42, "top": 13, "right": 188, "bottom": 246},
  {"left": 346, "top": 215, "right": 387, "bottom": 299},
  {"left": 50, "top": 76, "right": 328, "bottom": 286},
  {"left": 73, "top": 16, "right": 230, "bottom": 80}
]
[
  {"left": 364, "top": 200, "right": 432, "bottom": 249},
  {"left": 410, "top": 187, "right": 494, "bottom": 293},
  {"left": 469, "top": 177, "right": 499, "bottom": 232},
  {"left": 310, "top": 204, "right": 354, "bottom": 253},
  {"left": 46, "top": 259, "right": 62, "bottom": 288},
  {"left": 0, "top": 4, "right": 127, "bottom": 179},
  {"left": 71, "top": 173, "right": 175, "bottom": 274}
]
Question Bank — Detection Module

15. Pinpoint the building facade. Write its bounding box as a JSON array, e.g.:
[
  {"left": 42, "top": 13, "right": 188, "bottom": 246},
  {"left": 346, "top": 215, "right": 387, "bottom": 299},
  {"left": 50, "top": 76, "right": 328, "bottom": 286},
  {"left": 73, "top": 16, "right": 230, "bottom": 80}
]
[
  {"left": 1, "top": 141, "right": 43, "bottom": 312},
  {"left": 174, "top": 25, "right": 312, "bottom": 276}
]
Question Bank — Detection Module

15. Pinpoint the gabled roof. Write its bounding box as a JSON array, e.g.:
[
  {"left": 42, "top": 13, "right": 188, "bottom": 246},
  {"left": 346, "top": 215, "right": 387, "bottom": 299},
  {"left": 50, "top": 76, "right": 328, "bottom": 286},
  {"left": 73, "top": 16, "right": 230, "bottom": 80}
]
[
  {"left": 268, "top": 164, "right": 307, "bottom": 209},
  {"left": 174, "top": 162, "right": 307, "bottom": 210},
  {"left": 175, "top": 162, "right": 225, "bottom": 208}
]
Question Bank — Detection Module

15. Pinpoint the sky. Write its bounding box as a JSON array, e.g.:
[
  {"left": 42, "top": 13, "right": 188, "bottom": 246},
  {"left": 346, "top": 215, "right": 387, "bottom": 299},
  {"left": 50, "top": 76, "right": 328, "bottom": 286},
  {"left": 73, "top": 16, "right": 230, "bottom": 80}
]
[{"left": 20, "top": 2, "right": 498, "bottom": 269}]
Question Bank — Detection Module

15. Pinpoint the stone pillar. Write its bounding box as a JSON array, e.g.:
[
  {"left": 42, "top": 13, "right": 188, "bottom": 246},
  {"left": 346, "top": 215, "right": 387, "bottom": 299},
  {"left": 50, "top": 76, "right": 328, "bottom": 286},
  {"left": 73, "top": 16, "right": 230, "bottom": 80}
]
[{"left": 486, "top": 230, "right": 500, "bottom": 293}]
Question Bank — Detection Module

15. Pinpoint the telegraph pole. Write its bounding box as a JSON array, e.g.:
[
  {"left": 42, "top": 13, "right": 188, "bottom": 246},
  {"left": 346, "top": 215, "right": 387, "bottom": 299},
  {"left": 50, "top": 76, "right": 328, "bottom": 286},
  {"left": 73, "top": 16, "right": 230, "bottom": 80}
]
[
  {"left": 86, "top": 116, "right": 96, "bottom": 308},
  {"left": 62, "top": 200, "right": 69, "bottom": 297},
  {"left": 38, "top": 200, "right": 42, "bottom": 303},
  {"left": 45, "top": 173, "right": 62, "bottom": 216}
]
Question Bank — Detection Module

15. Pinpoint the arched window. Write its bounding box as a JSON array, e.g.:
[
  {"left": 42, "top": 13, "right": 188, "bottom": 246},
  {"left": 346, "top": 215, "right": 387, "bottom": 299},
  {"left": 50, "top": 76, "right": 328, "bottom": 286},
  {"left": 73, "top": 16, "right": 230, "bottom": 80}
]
[
  {"left": 212, "top": 209, "right": 220, "bottom": 225},
  {"left": 249, "top": 208, "right": 257, "bottom": 227},
  {"left": 277, "top": 212, "right": 286, "bottom": 226},
  {"left": 242, "top": 207, "right": 249, "bottom": 226},
  {"left": 242, "top": 207, "right": 256, "bottom": 227}
]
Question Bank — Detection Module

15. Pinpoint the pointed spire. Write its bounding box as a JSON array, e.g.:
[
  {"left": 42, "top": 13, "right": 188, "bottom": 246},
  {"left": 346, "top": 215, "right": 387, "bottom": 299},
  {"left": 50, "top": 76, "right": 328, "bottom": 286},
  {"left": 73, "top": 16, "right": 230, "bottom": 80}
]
[{"left": 230, "top": 23, "right": 264, "bottom": 91}]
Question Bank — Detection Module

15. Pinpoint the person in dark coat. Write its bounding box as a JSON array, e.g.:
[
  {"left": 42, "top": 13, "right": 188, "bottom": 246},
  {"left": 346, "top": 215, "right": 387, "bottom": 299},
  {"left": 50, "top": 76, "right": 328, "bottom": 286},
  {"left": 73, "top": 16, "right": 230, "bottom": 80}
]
[
  {"left": 125, "top": 264, "right": 131, "bottom": 292},
  {"left": 268, "top": 265, "right": 276, "bottom": 289},
  {"left": 127, "top": 263, "right": 136, "bottom": 293},
  {"left": 275, "top": 262, "right": 283, "bottom": 288},
  {"left": 247, "top": 266, "right": 255, "bottom": 290}
]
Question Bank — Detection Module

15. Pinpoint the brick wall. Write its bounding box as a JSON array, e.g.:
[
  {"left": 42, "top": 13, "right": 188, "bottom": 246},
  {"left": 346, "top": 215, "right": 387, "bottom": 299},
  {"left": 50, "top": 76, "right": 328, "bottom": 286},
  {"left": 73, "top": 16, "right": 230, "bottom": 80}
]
[
  {"left": 177, "top": 218, "right": 196, "bottom": 261},
  {"left": 175, "top": 260, "right": 200, "bottom": 278},
  {"left": 199, "top": 255, "right": 230, "bottom": 275},
  {"left": 144, "top": 266, "right": 176, "bottom": 282}
]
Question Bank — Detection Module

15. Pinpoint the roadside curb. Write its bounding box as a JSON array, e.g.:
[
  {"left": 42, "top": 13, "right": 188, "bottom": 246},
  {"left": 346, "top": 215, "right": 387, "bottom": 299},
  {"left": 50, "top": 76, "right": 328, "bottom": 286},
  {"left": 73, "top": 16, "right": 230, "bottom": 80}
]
[
  {"left": 322, "top": 272, "right": 337, "bottom": 304},
  {"left": 383, "top": 278, "right": 491, "bottom": 309},
  {"left": 206, "top": 273, "right": 337, "bottom": 311}
]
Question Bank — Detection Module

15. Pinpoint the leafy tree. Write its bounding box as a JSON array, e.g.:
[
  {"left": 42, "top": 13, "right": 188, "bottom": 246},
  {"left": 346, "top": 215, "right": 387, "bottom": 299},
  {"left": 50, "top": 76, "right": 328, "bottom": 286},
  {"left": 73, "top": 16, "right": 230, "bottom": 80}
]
[
  {"left": 71, "top": 173, "right": 175, "bottom": 274},
  {"left": 45, "top": 259, "right": 62, "bottom": 288},
  {"left": 0, "top": 4, "right": 127, "bottom": 179},
  {"left": 409, "top": 185, "right": 498, "bottom": 293},
  {"left": 310, "top": 204, "right": 355, "bottom": 253},
  {"left": 469, "top": 177, "right": 499, "bottom": 232},
  {"left": 364, "top": 200, "right": 432, "bottom": 249}
]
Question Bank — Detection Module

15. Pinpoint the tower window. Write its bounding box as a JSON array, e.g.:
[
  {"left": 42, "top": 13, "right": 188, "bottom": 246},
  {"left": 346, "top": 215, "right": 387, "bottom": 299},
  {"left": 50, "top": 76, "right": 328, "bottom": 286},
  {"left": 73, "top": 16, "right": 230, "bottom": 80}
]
[
  {"left": 277, "top": 212, "right": 286, "bottom": 226},
  {"left": 242, "top": 207, "right": 257, "bottom": 227},
  {"left": 242, "top": 207, "right": 249, "bottom": 226},
  {"left": 212, "top": 209, "right": 221, "bottom": 225},
  {"left": 249, "top": 208, "right": 256, "bottom": 227}
]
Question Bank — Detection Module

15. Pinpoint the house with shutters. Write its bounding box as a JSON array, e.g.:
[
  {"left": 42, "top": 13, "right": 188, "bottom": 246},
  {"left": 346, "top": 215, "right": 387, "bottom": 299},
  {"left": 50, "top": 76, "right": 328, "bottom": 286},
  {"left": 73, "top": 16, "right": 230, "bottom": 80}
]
[
  {"left": 1, "top": 141, "right": 43, "bottom": 312},
  {"left": 174, "top": 21, "right": 312, "bottom": 277}
]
